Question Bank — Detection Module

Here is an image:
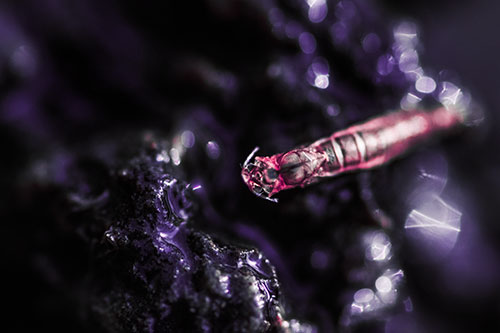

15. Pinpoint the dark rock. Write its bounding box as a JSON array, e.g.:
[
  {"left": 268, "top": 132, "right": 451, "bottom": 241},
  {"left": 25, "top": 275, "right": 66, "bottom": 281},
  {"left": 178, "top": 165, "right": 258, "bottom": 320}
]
[{"left": 15, "top": 133, "right": 312, "bottom": 332}]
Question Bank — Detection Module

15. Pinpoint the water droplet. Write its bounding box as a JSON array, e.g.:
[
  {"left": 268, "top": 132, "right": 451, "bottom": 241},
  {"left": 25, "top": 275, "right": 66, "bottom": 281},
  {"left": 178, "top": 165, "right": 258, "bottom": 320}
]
[
  {"left": 307, "top": 0, "right": 328, "bottom": 23},
  {"left": 299, "top": 32, "right": 317, "bottom": 54},
  {"left": 398, "top": 49, "right": 419, "bottom": 73},
  {"left": 400, "top": 92, "right": 422, "bottom": 110},
  {"left": 268, "top": 8, "right": 284, "bottom": 27},
  {"left": 375, "top": 276, "right": 392, "bottom": 293},
  {"left": 376, "top": 54, "right": 395, "bottom": 76},
  {"left": 354, "top": 288, "right": 374, "bottom": 303},
  {"left": 170, "top": 148, "right": 181, "bottom": 165},
  {"left": 365, "top": 231, "right": 392, "bottom": 261},
  {"left": 11, "top": 45, "right": 37, "bottom": 77},
  {"left": 394, "top": 21, "right": 418, "bottom": 48},
  {"left": 181, "top": 130, "right": 195, "bottom": 148},
  {"left": 335, "top": 1, "right": 357, "bottom": 21},
  {"left": 362, "top": 33, "right": 381, "bottom": 53},
  {"left": 330, "top": 21, "right": 348, "bottom": 44},
  {"left": 405, "top": 194, "right": 462, "bottom": 258},
  {"left": 314, "top": 74, "right": 329, "bottom": 89},
  {"left": 310, "top": 250, "right": 328, "bottom": 269},
  {"left": 415, "top": 76, "right": 436, "bottom": 94},
  {"left": 206, "top": 141, "right": 220, "bottom": 159},
  {"left": 439, "top": 81, "right": 468, "bottom": 109},
  {"left": 156, "top": 150, "right": 170, "bottom": 163},
  {"left": 326, "top": 104, "right": 340, "bottom": 117},
  {"left": 285, "top": 21, "right": 303, "bottom": 39}
]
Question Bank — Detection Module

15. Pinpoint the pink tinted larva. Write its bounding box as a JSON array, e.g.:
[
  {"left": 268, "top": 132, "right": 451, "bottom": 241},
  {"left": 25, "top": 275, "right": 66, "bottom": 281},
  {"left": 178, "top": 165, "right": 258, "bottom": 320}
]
[{"left": 241, "top": 107, "right": 464, "bottom": 202}]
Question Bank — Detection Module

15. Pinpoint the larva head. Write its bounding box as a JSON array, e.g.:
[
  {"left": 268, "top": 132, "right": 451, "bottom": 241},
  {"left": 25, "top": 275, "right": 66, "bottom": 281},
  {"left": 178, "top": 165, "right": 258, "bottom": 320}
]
[{"left": 241, "top": 147, "right": 280, "bottom": 202}]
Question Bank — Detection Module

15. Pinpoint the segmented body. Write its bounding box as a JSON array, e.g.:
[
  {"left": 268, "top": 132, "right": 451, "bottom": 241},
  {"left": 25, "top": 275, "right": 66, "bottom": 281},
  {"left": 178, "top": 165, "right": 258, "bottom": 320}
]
[{"left": 241, "top": 107, "right": 463, "bottom": 201}]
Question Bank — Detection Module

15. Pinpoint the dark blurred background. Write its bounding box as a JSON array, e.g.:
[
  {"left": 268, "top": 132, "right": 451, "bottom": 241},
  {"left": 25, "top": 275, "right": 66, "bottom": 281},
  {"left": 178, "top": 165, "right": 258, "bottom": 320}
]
[{"left": 2, "top": 0, "right": 500, "bottom": 332}]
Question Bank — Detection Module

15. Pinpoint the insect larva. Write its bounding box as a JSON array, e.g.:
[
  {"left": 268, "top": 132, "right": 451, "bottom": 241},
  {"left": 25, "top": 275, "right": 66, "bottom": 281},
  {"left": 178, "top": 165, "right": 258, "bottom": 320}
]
[{"left": 241, "top": 107, "right": 464, "bottom": 202}]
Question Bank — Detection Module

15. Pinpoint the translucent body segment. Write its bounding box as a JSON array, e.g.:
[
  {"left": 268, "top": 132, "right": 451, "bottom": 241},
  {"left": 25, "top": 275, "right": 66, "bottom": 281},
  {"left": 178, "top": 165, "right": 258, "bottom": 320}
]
[
  {"left": 316, "top": 139, "right": 341, "bottom": 172},
  {"left": 360, "top": 130, "right": 385, "bottom": 160},
  {"left": 279, "top": 149, "right": 322, "bottom": 185},
  {"left": 335, "top": 135, "right": 361, "bottom": 166},
  {"left": 279, "top": 151, "right": 307, "bottom": 185}
]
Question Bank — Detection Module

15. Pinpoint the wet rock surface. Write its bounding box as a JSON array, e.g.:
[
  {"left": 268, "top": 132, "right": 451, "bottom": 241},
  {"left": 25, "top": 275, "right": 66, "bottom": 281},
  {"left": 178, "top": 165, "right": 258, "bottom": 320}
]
[{"left": 12, "top": 134, "right": 316, "bottom": 332}]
